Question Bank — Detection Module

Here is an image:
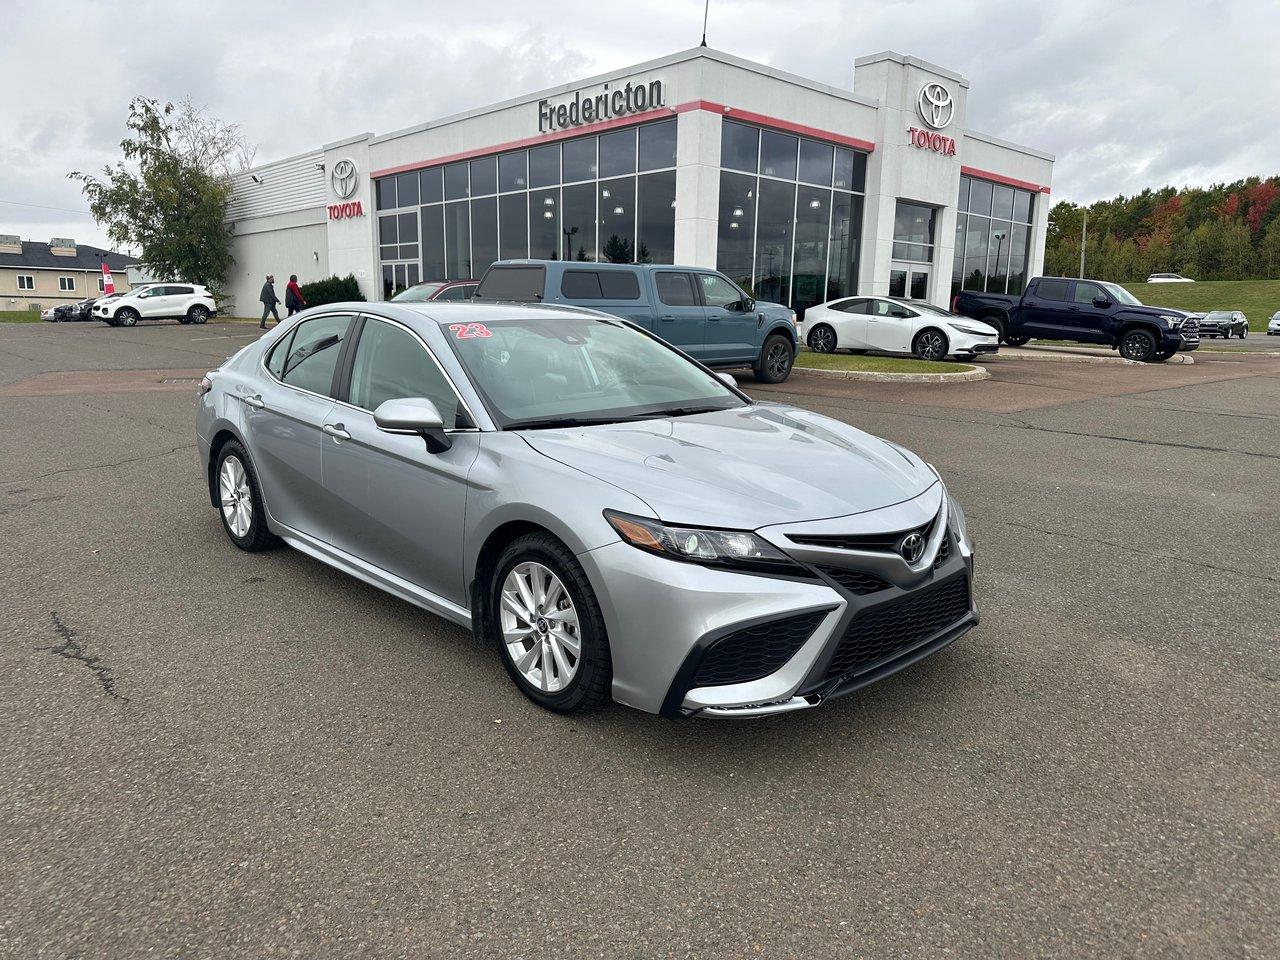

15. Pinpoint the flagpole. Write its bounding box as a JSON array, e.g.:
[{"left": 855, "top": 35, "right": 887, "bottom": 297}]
[{"left": 700, "top": 0, "right": 710, "bottom": 46}]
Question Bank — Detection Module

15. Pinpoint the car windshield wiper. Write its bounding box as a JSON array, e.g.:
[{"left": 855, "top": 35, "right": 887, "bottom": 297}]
[
  {"left": 624, "top": 404, "right": 734, "bottom": 420},
  {"left": 507, "top": 416, "right": 623, "bottom": 431}
]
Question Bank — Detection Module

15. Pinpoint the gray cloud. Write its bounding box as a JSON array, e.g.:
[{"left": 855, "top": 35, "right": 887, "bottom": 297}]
[{"left": 4, "top": 0, "right": 1275, "bottom": 248}]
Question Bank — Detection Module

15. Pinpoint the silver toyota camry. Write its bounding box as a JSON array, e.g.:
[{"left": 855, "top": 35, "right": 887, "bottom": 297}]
[{"left": 196, "top": 302, "right": 977, "bottom": 718}]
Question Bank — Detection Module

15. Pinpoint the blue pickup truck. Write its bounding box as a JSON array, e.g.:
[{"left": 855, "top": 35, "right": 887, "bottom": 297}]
[
  {"left": 472, "top": 260, "right": 799, "bottom": 382},
  {"left": 953, "top": 276, "right": 1199, "bottom": 362}
]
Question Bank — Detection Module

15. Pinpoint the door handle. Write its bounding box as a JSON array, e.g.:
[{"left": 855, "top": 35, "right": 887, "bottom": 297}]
[
  {"left": 323, "top": 423, "right": 351, "bottom": 441},
  {"left": 242, "top": 394, "right": 265, "bottom": 409},
  {"left": 660, "top": 315, "right": 676, "bottom": 322}
]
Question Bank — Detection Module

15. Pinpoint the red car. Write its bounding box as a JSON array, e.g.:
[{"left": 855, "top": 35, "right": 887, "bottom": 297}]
[{"left": 391, "top": 279, "right": 477, "bottom": 303}]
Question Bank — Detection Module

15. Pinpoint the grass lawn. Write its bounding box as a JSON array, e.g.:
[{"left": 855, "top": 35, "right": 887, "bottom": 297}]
[
  {"left": 796, "top": 351, "right": 970, "bottom": 374},
  {"left": 0, "top": 310, "right": 46, "bottom": 323},
  {"left": 1122, "top": 279, "right": 1280, "bottom": 332}
]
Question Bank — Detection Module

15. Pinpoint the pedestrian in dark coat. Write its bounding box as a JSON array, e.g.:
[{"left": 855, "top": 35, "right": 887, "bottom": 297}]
[
  {"left": 285, "top": 274, "right": 306, "bottom": 317},
  {"left": 259, "top": 275, "right": 280, "bottom": 328}
]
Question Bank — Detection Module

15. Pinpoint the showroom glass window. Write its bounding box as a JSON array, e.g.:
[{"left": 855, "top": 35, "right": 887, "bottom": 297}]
[
  {"left": 373, "top": 120, "right": 677, "bottom": 297},
  {"left": 716, "top": 119, "right": 866, "bottom": 319},
  {"left": 951, "top": 175, "right": 1036, "bottom": 298}
]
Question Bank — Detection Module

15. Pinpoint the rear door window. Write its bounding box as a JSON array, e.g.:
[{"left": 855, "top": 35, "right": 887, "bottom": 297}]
[
  {"left": 475, "top": 265, "right": 546, "bottom": 301},
  {"left": 834, "top": 298, "right": 869, "bottom": 314},
  {"left": 598, "top": 271, "right": 641, "bottom": 300},
  {"left": 1035, "top": 279, "right": 1072, "bottom": 301},
  {"left": 561, "top": 270, "right": 604, "bottom": 299},
  {"left": 655, "top": 272, "right": 697, "bottom": 307},
  {"left": 278, "top": 314, "right": 352, "bottom": 397}
]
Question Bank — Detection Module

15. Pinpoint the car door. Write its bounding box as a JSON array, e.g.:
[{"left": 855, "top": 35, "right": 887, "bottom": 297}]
[
  {"left": 1017, "top": 278, "right": 1075, "bottom": 338},
  {"left": 864, "top": 299, "right": 916, "bottom": 353},
  {"left": 320, "top": 316, "right": 479, "bottom": 606},
  {"left": 248, "top": 313, "right": 354, "bottom": 536},
  {"left": 1067, "top": 281, "right": 1111, "bottom": 343},
  {"left": 165, "top": 285, "right": 195, "bottom": 318},
  {"left": 820, "top": 298, "right": 871, "bottom": 348},
  {"left": 696, "top": 272, "right": 757, "bottom": 363},
  {"left": 136, "top": 286, "right": 170, "bottom": 318},
  {"left": 650, "top": 271, "right": 708, "bottom": 359}
]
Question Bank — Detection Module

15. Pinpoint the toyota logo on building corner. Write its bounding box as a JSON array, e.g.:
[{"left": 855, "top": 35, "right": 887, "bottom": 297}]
[
  {"left": 916, "top": 82, "right": 954, "bottom": 129},
  {"left": 331, "top": 159, "right": 359, "bottom": 199}
]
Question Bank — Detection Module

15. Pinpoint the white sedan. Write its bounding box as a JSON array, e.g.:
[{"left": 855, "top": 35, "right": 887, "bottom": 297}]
[{"left": 800, "top": 296, "right": 1000, "bottom": 361}]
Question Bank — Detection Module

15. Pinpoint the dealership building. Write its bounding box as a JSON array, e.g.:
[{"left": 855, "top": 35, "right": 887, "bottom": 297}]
[{"left": 225, "top": 47, "right": 1053, "bottom": 317}]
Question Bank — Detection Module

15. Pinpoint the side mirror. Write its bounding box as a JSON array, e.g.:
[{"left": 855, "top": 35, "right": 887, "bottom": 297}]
[
  {"left": 715, "top": 371, "right": 738, "bottom": 388},
  {"left": 742, "top": 297, "right": 756, "bottom": 313},
  {"left": 374, "top": 397, "right": 451, "bottom": 452},
  {"left": 1093, "top": 297, "right": 1112, "bottom": 308}
]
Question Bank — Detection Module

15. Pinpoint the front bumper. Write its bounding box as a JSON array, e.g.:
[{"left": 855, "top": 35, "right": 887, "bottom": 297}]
[
  {"left": 579, "top": 485, "right": 976, "bottom": 718},
  {"left": 949, "top": 331, "right": 1000, "bottom": 356}
]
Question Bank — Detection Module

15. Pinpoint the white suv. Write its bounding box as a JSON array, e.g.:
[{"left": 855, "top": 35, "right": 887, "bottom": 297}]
[{"left": 95, "top": 283, "right": 218, "bottom": 326}]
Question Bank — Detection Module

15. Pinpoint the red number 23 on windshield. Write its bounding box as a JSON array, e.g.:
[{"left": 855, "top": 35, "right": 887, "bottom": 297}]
[{"left": 449, "top": 322, "right": 492, "bottom": 340}]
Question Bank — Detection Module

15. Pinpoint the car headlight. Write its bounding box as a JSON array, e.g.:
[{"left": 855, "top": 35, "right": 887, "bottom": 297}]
[
  {"left": 605, "top": 510, "right": 803, "bottom": 574},
  {"left": 1158, "top": 314, "right": 1183, "bottom": 326},
  {"left": 948, "top": 322, "right": 995, "bottom": 337}
]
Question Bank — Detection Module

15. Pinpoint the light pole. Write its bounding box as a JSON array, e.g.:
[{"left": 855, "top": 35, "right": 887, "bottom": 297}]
[
  {"left": 1079, "top": 209, "right": 1087, "bottom": 278},
  {"left": 993, "top": 231, "right": 1006, "bottom": 287}
]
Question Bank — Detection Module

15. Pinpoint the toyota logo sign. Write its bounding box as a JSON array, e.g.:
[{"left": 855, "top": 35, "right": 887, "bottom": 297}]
[
  {"left": 916, "top": 83, "right": 954, "bottom": 130},
  {"left": 331, "top": 159, "right": 358, "bottom": 199}
]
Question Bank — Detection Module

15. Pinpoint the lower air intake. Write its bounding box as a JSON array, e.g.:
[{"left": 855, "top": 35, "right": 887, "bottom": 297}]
[{"left": 693, "top": 610, "right": 829, "bottom": 687}]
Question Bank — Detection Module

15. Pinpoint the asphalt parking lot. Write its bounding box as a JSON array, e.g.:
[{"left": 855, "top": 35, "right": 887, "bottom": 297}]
[{"left": 2, "top": 320, "right": 1276, "bottom": 958}]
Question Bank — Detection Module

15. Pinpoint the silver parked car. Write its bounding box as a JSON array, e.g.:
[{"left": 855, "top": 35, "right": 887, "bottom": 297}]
[{"left": 197, "top": 303, "right": 977, "bottom": 718}]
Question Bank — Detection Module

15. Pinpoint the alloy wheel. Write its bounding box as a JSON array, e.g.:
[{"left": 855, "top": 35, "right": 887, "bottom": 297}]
[
  {"left": 766, "top": 342, "right": 792, "bottom": 378},
  {"left": 500, "top": 561, "right": 581, "bottom": 693},
  {"left": 808, "top": 325, "right": 836, "bottom": 354},
  {"left": 190, "top": 306, "right": 209, "bottom": 323},
  {"left": 1120, "top": 332, "right": 1152, "bottom": 361},
  {"left": 918, "top": 331, "right": 946, "bottom": 360},
  {"left": 219, "top": 455, "right": 253, "bottom": 538}
]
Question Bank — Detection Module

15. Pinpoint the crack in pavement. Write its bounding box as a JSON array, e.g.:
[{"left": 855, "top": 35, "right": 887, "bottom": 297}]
[
  {"left": 38, "top": 612, "right": 129, "bottom": 701},
  {"left": 980, "top": 517, "right": 1280, "bottom": 583},
  {"left": 1, "top": 443, "right": 194, "bottom": 486}
]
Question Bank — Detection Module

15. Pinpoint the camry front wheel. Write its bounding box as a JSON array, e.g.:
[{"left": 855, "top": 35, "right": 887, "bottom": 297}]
[{"left": 491, "top": 533, "right": 611, "bottom": 713}]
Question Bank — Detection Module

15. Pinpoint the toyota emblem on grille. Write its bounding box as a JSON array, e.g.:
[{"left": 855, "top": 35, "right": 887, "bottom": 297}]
[{"left": 898, "top": 532, "right": 925, "bottom": 563}]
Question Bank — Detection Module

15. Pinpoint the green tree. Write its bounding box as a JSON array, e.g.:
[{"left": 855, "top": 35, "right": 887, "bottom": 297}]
[{"left": 70, "top": 98, "right": 254, "bottom": 293}]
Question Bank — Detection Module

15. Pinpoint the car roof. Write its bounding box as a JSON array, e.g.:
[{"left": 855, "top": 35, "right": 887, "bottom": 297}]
[
  {"left": 491, "top": 258, "right": 715, "bottom": 273},
  {"left": 345, "top": 300, "right": 623, "bottom": 327}
]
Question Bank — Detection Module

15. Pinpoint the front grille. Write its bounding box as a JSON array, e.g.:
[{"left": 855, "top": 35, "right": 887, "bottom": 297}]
[
  {"left": 933, "top": 532, "right": 951, "bottom": 570},
  {"left": 817, "top": 565, "right": 890, "bottom": 595},
  {"left": 822, "top": 576, "right": 970, "bottom": 683},
  {"left": 693, "top": 610, "right": 829, "bottom": 687},
  {"left": 789, "top": 509, "right": 941, "bottom": 553}
]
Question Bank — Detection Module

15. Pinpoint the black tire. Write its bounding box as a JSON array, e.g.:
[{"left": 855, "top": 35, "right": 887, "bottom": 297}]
[
  {"left": 188, "top": 305, "right": 210, "bottom": 324},
  {"left": 1004, "top": 334, "right": 1031, "bottom": 347},
  {"left": 490, "top": 532, "right": 612, "bottom": 714},
  {"left": 116, "top": 307, "right": 139, "bottom": 327},
  {"left": 214, "top": 440, "right": 279, "bottom": 552},
  {"left": 1119, "top": 328, "right": 1158, "bottom": 362},
  {"left": 1241, "top": 327, "right": 1248, "bottom": 339},
  {"left": 753, "top": 334, "right": 795, "bottom": 383},
  {"left": 988, "top": 317, "right": 1008, "bottom": 342},
  {"left": 806, "top": 323, "right": 837, "bottom": 354},
  {"left": 912, "top": 327, "right": 950, "bottom": 361}
]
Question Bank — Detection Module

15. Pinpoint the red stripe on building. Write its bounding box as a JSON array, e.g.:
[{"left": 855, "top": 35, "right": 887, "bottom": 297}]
[
  {"left": 370, "top": 100, "right": 876, "bottom": 179},
  {"left": 961, "top": 165, "right": 1051, "bottom": 194}
]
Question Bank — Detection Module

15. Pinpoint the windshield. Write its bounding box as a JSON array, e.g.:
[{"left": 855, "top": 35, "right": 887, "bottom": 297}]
[
  {"left": 392, "top": 283, "right": 445, "bottom": 303},
  {"left": 1100, "top": 282, "right": 1142, "bottom": 306},
  {"left": 444, "top": 317, "right": 746, "bottom": 428}
]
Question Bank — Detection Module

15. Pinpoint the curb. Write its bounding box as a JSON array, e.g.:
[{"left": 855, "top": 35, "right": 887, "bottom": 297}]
[
  {"left": 791, "top": 364, "right": 990, "bottom": 384},
  {"left": 998, "top": 346, "right": 1194, "bottom": 365}
]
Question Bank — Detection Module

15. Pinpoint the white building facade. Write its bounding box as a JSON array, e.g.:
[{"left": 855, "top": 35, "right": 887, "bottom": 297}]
[{"left": 226, "top": 47, "right": 1053, "bottom": 318}]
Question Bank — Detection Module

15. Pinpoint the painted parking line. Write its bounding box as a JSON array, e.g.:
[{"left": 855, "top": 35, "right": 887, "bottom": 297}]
[{"left": 189, "top": 334, "right": 260, "bottom": 341}]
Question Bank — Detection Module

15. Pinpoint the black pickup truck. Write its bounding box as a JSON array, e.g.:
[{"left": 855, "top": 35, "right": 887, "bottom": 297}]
[{"left": 953, "top": 277, "right": 1199, "bottom": 362}]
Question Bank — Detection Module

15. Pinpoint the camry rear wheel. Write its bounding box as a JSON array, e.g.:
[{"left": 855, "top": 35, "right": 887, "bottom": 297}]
[
  {"left": 215, "top": 441, "right": 278, "bottom": 551},
  {"left": 491, "top": 533, "right": 611, "bottom": 713}
]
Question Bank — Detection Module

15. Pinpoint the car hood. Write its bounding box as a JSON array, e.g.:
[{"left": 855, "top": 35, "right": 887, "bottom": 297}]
[{"left": 520, "top": 403, "right": 936, "bottom": 530}]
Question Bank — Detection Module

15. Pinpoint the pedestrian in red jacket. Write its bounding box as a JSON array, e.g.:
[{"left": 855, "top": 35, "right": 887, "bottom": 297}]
[{"left": 285, "top": 275, "right": 306, "bottom": 317}]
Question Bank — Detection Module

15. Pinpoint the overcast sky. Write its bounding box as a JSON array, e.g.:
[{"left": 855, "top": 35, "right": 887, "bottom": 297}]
[{"left": 3, "top": 0, "right": 1276, "bottom": 250}]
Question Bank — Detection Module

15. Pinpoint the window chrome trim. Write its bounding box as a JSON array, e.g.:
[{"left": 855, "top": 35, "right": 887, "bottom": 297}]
[{"left": 257, "top": 310, "right": 485, "bottom": 433}]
